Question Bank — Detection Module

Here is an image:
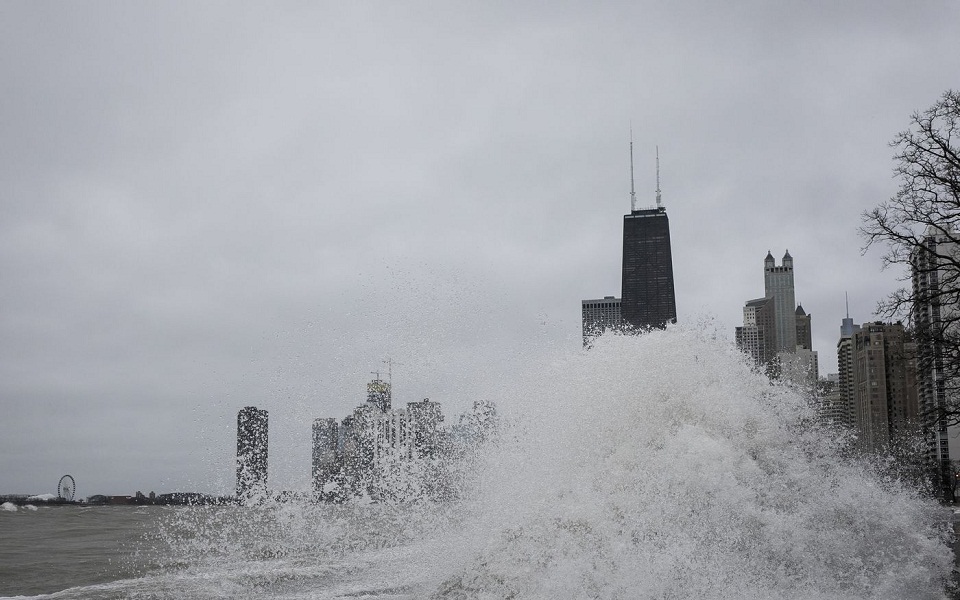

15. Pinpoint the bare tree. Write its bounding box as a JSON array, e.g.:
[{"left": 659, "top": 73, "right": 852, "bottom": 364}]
[
  {"left": 947, "top": 460, "right": 960, "bottom": 504},
  {"left": 861, "top": 90, "right": 960, "bottom": 427}
]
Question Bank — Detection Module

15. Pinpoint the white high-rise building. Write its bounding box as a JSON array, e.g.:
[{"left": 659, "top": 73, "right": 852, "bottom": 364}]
[{"left": 581, "top": 296, "right": 622, "bottom": 345}]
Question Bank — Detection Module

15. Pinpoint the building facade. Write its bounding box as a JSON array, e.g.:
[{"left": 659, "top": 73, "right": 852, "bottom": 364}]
[
  {"left": 311, "top": 418, "right": 338, "bottom": 499},
  {"left": 407, "top": 398, "right": 444, "bottom": 458},
  {"left": 367, "top": 378, "right": 391, "bottom": 412},
  {"left": 912, "top": 228, "right": 960, "bottom": 498},
  {"left": 736, "top": 251, "right": 816, "bottom": 390},
  {"left": 373, "top": 407, "right": 413, "bottom": 460},
  {"left": 236, "top": 406, "right": 268, "bottom": 501},
  {"left": 816, "top": 374, "right": 848, "bottom": 425},
  {"left": 779, "top": 348, "right": 819, "bottom": 395},
  {"left": 795, "top": 304, "right": 812, "bottom": 350},
  {"left": 735, "top": 296, "right": 777, "bottom": 369},
  {"left": 313, "top": 379, "right": 452, "bottom": 501},
  {"left": 581, "top": 144, "right": 677, "bottom": 341},
  {"left": 621, "top": 207, "right": 677, "bottom": 330},
  {"left": 581, "top": 296, "right": 622, "bottom": 345},
  {"left": 764, "top": 250, "right": 797, "bottom": 354},
  {"left": 851, "top": 322, "right": 920, "bottom": 453},
  {"left": 836, "top": 315, "right": 861, "bottom": 429}
]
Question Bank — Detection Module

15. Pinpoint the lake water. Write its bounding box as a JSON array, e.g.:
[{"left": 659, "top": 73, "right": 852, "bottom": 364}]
[
  {"left": 0, "top": 502, "right": 462, "bottom": 599},
  {"left": 2, "top": 329, "right": 957, "bottom": 599},
  {"left": 0, "top": 505, "right": 167, "bottom": 597}
]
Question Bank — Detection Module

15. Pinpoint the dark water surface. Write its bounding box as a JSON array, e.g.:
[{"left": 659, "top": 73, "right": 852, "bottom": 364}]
[
  {"left": 0, "top": 501, "right": 451, "bottom": 600},
  {"left": 0, "top": 505, "right": 167, "bottom": 597}
]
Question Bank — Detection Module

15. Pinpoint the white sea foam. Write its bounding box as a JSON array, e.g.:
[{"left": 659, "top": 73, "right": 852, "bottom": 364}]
[
  {"left": 133, "top": 326, "right": 954, "bottom": 600},
  {"left": 26, "top": 493, "right": 57, "bottom": 501},
  {"left": 1, "top": 502, "right": 16, "bottom": 512},
  {"left": 433, "top": 326, "right": 953, "bottom": 599}
]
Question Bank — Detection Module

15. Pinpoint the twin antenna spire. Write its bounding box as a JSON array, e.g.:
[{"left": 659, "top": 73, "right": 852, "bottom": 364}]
[
  {"left": 655, "top": 145, "right": 662, "bottom": 208},
  {"left": 629, "top": 129, "right": 637, "bottom": 211},
  {"left": 629, "top": 128, "right": 661, "bottom": 211}
]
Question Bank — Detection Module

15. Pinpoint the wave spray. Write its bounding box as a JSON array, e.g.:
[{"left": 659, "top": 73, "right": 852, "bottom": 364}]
[{"left": 434, "top": 326, "right": 953, "bottom": 599}]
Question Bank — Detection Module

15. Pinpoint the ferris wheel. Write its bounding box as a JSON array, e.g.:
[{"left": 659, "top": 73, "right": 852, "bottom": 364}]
[{"left": 58, "top": 475, "right": 76, "bottom": 502}]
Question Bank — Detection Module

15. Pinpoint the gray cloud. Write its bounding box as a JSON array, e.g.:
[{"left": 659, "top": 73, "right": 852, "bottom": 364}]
[{"left": 2, "top": 1, "right": 959, "bottom": 495}]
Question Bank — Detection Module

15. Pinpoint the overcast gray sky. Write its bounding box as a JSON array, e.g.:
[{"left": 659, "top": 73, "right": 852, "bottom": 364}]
[{"left": 2, "top": 2, "right": 959, "bottom": 496}]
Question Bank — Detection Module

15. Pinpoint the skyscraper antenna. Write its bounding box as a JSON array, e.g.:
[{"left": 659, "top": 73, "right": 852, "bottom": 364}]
[
  {"left": 845, "top": 291, "right": 850, "bottom": 319},
  {"left": 629, "top": 128, "right": 637, "bottom": 212},
  {"left": 382, "top": 358, "right": 401, "bottom": 388},
  {"left": 655, "top": 145, "right": 662, "bottom": 208}
]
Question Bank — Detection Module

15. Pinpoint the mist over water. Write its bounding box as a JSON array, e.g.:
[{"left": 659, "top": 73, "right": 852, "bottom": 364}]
[
  {"left": 436, "top": 326, "right": 954, "bottom": 599},
  {"left": 4, "top": 326, "right": 953, "bottom": 599}
]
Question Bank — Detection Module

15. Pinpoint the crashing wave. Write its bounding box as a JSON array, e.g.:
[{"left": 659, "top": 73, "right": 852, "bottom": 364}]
[{"left": 432, "top": 327, "right": 953, "bottom": 599}]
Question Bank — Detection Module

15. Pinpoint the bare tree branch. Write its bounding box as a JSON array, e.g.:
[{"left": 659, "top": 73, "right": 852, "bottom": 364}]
[{"left": 860, "top": 91, "right": 960, "bottom": 499}]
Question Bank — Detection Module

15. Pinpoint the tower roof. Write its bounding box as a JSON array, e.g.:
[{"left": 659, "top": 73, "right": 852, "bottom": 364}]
[
  {"left": 765, "top": 250, "right": 774, "bottom": 262},
  {"left": 784, "top": 249, "right": 792, "bottom": 260},
  {"left": 745, "top": 296, "right": 773, "bottom": 308},
  {"left": 796, "top": 304, "right": 806, "bottom": 316}
]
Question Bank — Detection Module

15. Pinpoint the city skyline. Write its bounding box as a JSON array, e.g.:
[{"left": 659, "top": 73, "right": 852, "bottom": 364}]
[{"left": 2, "top": 3, "right": 960, "bottom": 495}]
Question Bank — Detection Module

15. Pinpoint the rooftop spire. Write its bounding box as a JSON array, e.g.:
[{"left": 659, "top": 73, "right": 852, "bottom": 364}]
[
  {"left": 629, "top": 128, "right": 637, "bottom": 212},
  {"left": 655, "top": 145, "right": 662, "bottom": 208},
  {"left": 845, "top": 291, "right": 849, "bottom": 319}
]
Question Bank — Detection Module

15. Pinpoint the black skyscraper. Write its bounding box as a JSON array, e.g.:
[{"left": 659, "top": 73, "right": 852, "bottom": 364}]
[
  {"left": 581, "top": 142, "right": 677, "bottom": 339},
  {"left": 621, "top": 205, "right": 677, "bottom": 329}
]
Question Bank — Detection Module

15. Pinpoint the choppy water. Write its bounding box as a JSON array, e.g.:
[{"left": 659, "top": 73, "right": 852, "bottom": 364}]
[
  {"left": 0, "top": 505, "right": 169, "bottom": 597},
  {"left": 2, "top": 328, "right": 956, "bottom": 599}
]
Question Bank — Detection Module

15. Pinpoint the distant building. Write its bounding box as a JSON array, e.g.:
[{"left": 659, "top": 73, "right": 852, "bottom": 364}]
[
  {"left": 237, "top": 406, "right": 268, "bottom": 501},
  {"left": 581, "top": 296, "right": 622, "bottom": 345},
  {"left": 581, "top": 143, "right": 676, "bottom": 341},
  {"left": 312, "top": 418, "right": 338, "bottom": 499},
  {"left": 453, "top": 398, "right": 500, "bottom": 450},
  {"left": 789, "top": 304, "right": 818, "bottom": 391},
  {"left": 373, "top": 407, "right": 413, "bottom": 460},
  {"left": 912, "top": 228, "right": 960, "bottom": 498},
  {"left": 817, "top": 374, "right": 848, "bottom": 425},
  {"left": 314, "top": 378, "right": 451, "bottom": 501},
  {"left": 764, "top": 250, "right": 797, "bottom": 354},
  {"left": 367, "top": 378, "right": 391, "bottom": 412},
  {"left": 336, "top": 413, "right": 360, "bottom": 488},
  {"left": 851, "top": 322, "right": 920, "bottom": 454},
  {"left": 735, "top": 296, "right": 777, "bottom": 369},
  {"left": 795, "top": 304, "right": 812, "bottom": 350},
  {"left": 407, "top": 398, "right": 444, "bottom": 458},
  {"left": 621, "top": 206, "right": 677, "bottom": 330},
  {"left": 836, "top": 314, "right": 861, "bottom": 429},
  {"left": 779, "top": 347, "right": 819, "bottom": 394},
  {"left": 348, "top": 403, "right": 379, "bottom": 478},
  {"left": 737, "top": 251, "right": 816, "bottom": 389}
]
